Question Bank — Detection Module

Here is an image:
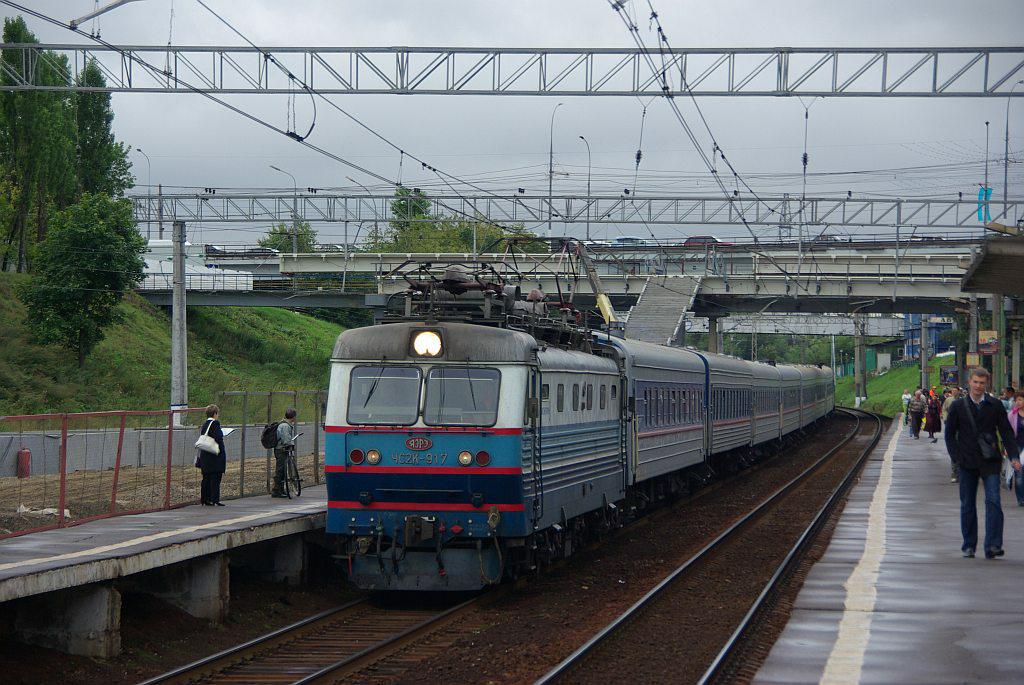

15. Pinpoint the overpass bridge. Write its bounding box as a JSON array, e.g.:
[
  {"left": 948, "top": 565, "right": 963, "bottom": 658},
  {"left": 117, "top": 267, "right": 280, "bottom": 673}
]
[
  {"left": 127, "top": 192, "right": 1022, "bottom": 235},
  {"left": 137, "top": 239, "right": 978, "bottom": 343}
]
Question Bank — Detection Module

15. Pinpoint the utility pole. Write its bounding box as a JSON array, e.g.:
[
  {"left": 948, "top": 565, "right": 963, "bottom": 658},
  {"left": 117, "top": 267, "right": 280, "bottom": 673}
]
[
  {"left": 157, "top": 183, "right": 164, "bottom": 239},
  {"left": 135, "top": 147, "right": 152, "bottom": 240},
  {"left": 171, "top": 220, "right": 188, "bottom": 422},
  {"left": 854, "top": 314, "right": 864, "bottom": 406},
  {"left": 579, "top": 135, "right": 592, "bottom": 242},
  {"left": 1004, "top": 80, "right": 1024, "bottom": 221},
  {"left": 830, "top": 333, "right": 836, "bottom": 378},
  {"left": 547, "top": 102, "right": 564, "bottom": 239},
  {"left": 969, "top": 293, "right": 979, "bottom": 375},
  {"left": 270, "top": 165, "right": 298, "bottom": 255},
  {"left": 994, "top": 295, "right": 1007, "bottom": 390},
  {"left": 920, "top": 315, "right": 929, "bottom": 391}
]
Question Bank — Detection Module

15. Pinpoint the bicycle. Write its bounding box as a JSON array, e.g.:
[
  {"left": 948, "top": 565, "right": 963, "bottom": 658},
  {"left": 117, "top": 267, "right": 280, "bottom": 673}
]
[{"left": 284, "top": 433, "right": 303, "bottom": 498}]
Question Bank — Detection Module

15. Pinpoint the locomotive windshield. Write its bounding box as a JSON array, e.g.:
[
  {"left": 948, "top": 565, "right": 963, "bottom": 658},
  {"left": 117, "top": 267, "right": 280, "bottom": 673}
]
[
  {"left": 347, "top": 366, "right": 421, "bottom": 425},
  {"left": 423, "top": 367, "right": 501, "bottom": 427}
]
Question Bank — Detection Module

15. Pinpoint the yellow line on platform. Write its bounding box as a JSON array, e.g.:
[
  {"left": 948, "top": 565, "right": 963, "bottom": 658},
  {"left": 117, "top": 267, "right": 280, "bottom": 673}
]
[{"left": 819, "top": 417, "right": 903, "bottom": 684}]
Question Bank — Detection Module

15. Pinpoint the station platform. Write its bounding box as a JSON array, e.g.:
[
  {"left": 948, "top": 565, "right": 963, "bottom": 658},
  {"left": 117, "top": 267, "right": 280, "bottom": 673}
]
[
  {"left": 755, "top": 418, "right": 1024, "bottom": 684},
  {"left": 0, "top": 485, "right": 326, "bottom": 604}
]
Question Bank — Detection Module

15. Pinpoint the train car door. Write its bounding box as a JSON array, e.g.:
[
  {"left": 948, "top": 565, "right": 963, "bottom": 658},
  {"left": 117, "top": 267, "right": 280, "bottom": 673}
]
[{"left": 528, "top": 367, "right": 544, "bottom": 526}]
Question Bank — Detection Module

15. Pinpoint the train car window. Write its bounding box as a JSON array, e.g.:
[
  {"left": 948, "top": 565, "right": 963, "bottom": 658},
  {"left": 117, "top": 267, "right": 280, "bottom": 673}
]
[
  {"left": 423, "top": 367, "right": 501, "bottom": 427},
  {"left": 611, "top": 385, "right": 617, "bottom": 401},
  {"left": 572, "top": 384, "right": 580, "bottom": 412},
  {"left": 600, "top": 385, "right": 607, "bottom": 410},
  {"left": 347, "top": 366, "right": 422, "bottom": 425},
  {"left": 557, "top": 384, "right": 565, "bottom": 412},
  {"left": 541, "top": 384, "right": 550, "bottom": 402},
  {"left": 586, "top": 384, "right": 594, "bottom": 411}
]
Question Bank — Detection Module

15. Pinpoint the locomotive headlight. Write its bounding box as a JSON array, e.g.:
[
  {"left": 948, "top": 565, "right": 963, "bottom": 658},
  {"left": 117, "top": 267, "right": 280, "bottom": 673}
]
[
  {"left": 412, "top": 330, "right": 443, "bottom": 357},
  {"left": 366, "top": 449, "right": 381, "bottom": 465},
  {"left": 458, "top": 450, "right": 473, "bottom": 466}
]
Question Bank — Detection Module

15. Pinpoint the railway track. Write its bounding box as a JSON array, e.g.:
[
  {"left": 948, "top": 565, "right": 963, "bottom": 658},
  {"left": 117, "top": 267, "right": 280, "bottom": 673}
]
[
  {"left": 536, "top": 407, "right": 884, "bottom": 685},
  {"left": 139, "top": 593, "right": 489, "bottom": 685},
  {"left": 141, "top": 412, "right": 870, "bottom": 685}
]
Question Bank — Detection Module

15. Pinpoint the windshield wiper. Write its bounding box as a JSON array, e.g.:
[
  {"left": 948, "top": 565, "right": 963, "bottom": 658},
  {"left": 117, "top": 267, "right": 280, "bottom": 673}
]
[
  {"left": 465, "top": 367, "right": 478, "bottom": 410},
  {"left": 362, "top": 366, "right": 387, "bottom": 408}
]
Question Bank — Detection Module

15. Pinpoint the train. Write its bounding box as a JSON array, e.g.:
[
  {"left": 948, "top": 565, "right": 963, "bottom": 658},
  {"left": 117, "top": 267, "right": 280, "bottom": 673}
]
[{"left": 323, "top": 319, "right": 834, "bottom": 591}]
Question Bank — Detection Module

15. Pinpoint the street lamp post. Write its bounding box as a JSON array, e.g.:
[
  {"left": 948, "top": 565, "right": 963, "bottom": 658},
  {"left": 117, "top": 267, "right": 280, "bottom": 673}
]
[
  {"left": 347, "top": 176, "right": 387, "bottom": 250},
  {"left": 579, "top": 135, "right": 592, "bottom": 242},
  {"left": 134, "top": 147, "right": 152, "bottom": 239},
  {"left": 1004, "top": 80, "right": 1024, "bottom": 221},
  {"left": 547, "top": 102, "right": 564, "bottom": 239},
  {"left": 270, "top": 164, "right": 298, "bottom": 255}
]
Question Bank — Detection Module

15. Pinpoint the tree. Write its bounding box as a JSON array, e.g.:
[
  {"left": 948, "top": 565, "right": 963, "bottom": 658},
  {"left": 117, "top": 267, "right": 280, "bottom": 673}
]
[
  {"left": 19, "top": 193, "right": 146, "bottom": 367},
  {"left": 75, "top": 59, "right": 133, "bottom": 197},
  {"left": 0, "top": 17, "right": 77, "bottom": 272},
  {"left": 258, "top": 220, "right": 318, "bottom": 252},
  {"left": 376, "top": 187, "right": 541, "bottom": 252}
]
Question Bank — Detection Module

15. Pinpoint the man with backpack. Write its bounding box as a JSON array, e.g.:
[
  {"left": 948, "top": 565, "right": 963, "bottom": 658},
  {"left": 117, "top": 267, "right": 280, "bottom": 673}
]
[{"left": 267, "top": 408, "right": 297, "bottom": 498}]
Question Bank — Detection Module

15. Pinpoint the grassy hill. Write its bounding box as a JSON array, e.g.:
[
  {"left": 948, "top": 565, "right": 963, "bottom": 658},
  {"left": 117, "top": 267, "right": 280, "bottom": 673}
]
[
  {"left": 0, "top": 273, "right": 344, "bottom": 415},
  {"left": 835, "top": 356, "right": 948, "bottom": 417}
]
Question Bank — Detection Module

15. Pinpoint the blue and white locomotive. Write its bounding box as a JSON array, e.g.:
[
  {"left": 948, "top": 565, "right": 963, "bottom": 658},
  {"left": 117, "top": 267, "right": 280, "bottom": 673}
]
[{"left": 324, "top": 319, "right": 833, "bottom": 591}]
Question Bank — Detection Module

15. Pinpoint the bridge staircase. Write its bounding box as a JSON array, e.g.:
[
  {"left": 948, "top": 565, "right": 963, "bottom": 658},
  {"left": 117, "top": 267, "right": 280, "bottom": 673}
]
[{"left": 623, "top": 276, "right": 702, "bottom": 345}]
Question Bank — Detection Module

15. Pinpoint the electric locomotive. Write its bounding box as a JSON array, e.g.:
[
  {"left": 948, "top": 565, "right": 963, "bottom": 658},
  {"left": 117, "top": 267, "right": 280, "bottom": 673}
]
[{"left": 324, "top": 259, "right": 833, "bottom": 591}]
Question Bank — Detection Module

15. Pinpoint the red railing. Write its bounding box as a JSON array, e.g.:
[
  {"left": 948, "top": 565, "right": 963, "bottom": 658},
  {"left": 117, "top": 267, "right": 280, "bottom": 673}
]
[
  {"left": 1, "top": 395, "right": 327, "bottom": 540},
  {"left": 0, "top": 408, "right": 212, "bottom": 539}
]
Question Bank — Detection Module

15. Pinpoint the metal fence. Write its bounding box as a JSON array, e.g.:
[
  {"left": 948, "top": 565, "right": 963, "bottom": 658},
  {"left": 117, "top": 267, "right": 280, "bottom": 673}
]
[{"left": 0, "top": 391, "right": 326, "bottom": 540}]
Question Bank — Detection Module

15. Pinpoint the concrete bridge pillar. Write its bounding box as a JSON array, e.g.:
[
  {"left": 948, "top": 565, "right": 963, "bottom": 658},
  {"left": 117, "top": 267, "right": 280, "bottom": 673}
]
[
  {"left": 707, "top": 317, "right": 720, "bottom": 354},
  {"left": 13, "top": 583, "right": 121, "bottom": 657}
]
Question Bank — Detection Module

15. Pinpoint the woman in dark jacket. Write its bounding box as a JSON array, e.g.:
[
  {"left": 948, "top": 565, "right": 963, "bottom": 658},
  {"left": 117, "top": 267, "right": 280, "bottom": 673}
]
[
  {"left": 197, "top": 404, "right": 227, "bottom": 506},
  {"left": 924, "top": 392, "right": 942, "bottom": 443}
]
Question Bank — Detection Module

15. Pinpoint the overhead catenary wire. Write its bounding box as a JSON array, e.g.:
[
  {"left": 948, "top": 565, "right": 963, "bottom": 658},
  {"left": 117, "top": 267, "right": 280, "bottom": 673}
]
[
  {"left": 3, "top": 1, "right": 546, "bottom": 246},
  {"left": 604, "top": 0, "right": 810, "bottom": 291}
]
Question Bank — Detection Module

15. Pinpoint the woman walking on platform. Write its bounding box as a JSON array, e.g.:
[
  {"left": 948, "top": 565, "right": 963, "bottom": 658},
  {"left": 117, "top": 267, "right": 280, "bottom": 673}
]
[
  {"left": 1007, "top": 392, "right": 1024, "bottom": 506},
  {"left": 197, "top": 404, "right": 227, "bottom": 506},
  {"left": 907, "top": 390, "right": 927, "bottom": 439},
  {"left": 925, "top": 391, "right": 943, "bottom": 443}
]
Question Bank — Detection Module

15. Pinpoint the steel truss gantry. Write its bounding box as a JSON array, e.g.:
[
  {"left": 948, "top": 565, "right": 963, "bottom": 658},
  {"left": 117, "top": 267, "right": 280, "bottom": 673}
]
[
  {"left": 129, "top": 192, "right": 1021, "bottom": 231},
  {"left": 3, "top": 44, "right": 1023, "bottom": 96}
]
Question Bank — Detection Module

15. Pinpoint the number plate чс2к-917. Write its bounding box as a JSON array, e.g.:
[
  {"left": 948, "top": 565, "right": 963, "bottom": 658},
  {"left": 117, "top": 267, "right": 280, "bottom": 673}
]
[{"left": 391, "top": 452, "right": 448, "bottom": 465}]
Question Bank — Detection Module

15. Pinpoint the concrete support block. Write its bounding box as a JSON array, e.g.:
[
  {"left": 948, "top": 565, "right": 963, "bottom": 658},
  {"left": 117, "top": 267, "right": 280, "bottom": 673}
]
[
  {"left": 13, "top": 583, "right": 121, "bottom": 657},
  {"left": 232, "top": 536, "right": 307, "bottom": 586},
  {"left": 135, "top": 553, "right": 229, "bottom": 622}
]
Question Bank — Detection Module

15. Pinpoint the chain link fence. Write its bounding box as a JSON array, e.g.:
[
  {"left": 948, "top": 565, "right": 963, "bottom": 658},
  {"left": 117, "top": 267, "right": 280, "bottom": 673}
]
[{"left": 0, "top": 390, "right": 326, "bottom": 540}]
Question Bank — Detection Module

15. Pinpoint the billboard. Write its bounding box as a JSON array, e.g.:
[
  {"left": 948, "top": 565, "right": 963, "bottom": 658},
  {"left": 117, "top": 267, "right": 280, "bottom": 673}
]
[
  {"left": 940, "top": 366, "right": 959, "bottom": 385},
  {"left": 978, "top": 330, "right": 999, "bottom": 355}
]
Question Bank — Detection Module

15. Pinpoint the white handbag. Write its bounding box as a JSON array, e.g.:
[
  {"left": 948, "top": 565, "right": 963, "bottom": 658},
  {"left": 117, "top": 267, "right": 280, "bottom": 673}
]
[{"left": 195, "top": 420, "right": 220, "bottom": 455}]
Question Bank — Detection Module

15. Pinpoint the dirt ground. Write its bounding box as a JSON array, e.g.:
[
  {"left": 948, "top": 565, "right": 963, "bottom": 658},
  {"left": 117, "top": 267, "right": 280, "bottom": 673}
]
[
  {"left": 0, "top": 453, "right": 323, "bottom": 536},
  {"left": 0, "top": 571, "right": 364, "bottom": 685}
]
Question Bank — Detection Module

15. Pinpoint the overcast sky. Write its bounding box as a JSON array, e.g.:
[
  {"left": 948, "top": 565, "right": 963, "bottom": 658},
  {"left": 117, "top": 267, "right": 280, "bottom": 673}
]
[{"left": 16, "top": 0, "right": 1024, "bottom": 244}]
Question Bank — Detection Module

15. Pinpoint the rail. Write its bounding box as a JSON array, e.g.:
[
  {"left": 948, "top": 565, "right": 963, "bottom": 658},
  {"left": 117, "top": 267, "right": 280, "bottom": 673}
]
[
  {"left": 535, "top": 407, "right": 883, "bottom": 684},
  {"left": 141, "top": 593, "right": 491, "bottom": 684}
]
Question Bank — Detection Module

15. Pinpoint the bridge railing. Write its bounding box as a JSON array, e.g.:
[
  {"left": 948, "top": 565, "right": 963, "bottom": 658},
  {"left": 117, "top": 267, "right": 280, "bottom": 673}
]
[{"left": 0, "top": 391, "right": 326, "bottom": 540}]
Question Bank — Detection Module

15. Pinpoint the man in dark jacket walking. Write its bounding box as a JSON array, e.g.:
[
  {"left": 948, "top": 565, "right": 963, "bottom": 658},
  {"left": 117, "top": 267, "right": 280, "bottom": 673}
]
[{"left": 944, "top": 368, "right": 1021, "bottom": 558}]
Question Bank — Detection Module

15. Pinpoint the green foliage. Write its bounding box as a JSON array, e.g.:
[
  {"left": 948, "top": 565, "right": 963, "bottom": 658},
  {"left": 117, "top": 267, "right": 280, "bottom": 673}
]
[
  {"left": 258, "top": 220, "right": 318, "bottom": 252},
  {"left": 0, "top": 17, "right": 134, "bottom": 272},
  {"left": 370, "top": 186, "right": 541, "bottom": 252},
  {"left": 19, "top": 194, "right": 146, "bottom": 366},
  {"left": 835, "top": 357, "right": 945, "bottom": 416},
  {"left": 75, "top": 60, "right": 132, "bottom": 197},
  {"left": 0, "top": 273, "right": 343, "bottom": 415}
]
